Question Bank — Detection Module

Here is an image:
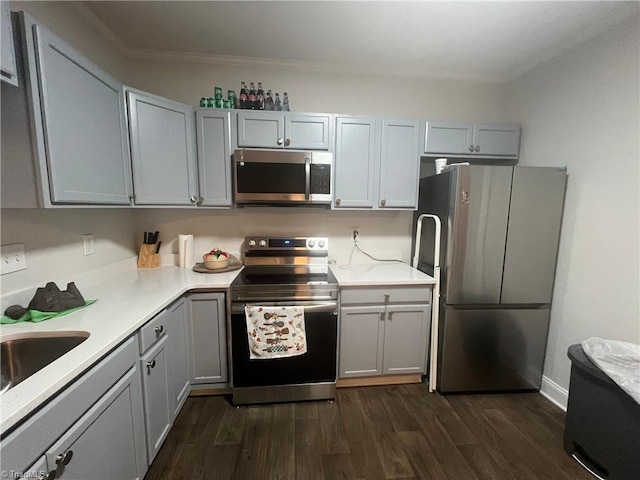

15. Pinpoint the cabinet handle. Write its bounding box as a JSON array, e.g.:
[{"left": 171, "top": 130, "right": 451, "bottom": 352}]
[
  {"left": 189, "top": 195, "right": 198, "bottom": 203},
  {"left": 155, "top": 325, "right": 164, "bottom": 334},
  {"left": 198, "top": 196, "right": 204, "bottom": 205},
  {"left": 474, "top": 145, "right": 480, "bottom": 152},
  {"left": 284, "top": 138, "right": 291, "bottom": 147},
  {"left": 384, "top": 293, "right": 390, "bottom": 302},
  {"left": 55, "top": 450, "right": 73, "bottom": 467},
  {"left": 147, "top": 359, "right": 156, "bottom": 370},
  {"left": 380, "top": 199, "right": 386, "bottom": 207},
  {"left": 379, "top": 311, "right": 385, "bottom": 321},
  {"left": 277, "top": 138, "right": 284, "bottom": 145},
  {"left": 39, "top": 471, "right": 56, "bottom": 480},
  {"left": 469, "top": 145, "right": 474, "bottom": 152},
  {"left": 128, "top": 193, "right": 135, "bottom": 201},
  {"left": 335, "top": 198, "right": 341, "bottom": 206},
  {"left": 387, "top": 309, "right": 393, "bottom": 320}
]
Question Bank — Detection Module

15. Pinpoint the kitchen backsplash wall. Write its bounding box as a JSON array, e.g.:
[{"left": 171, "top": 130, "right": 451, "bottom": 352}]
[
  {"left": 134, "top": 208, "right": 414, "bottom": 266},
  {"left": 1, "top": 209, "right": 137, "bottom": 295}
]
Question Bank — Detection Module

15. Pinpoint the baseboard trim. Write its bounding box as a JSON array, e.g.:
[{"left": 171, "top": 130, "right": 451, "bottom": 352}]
[
  {"left": 540, "top": 375, "right": 568, "bottom": 411},
  {"left": 337, "top": 374, "right": 422, "bottom": 388}
]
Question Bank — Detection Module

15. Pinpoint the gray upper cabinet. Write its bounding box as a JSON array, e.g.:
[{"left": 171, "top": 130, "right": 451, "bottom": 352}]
[
  {"left": 334, "top": 116, "right": 378, "bottom": 208},
  {"left": 25, "top": 16, "right": 133, "bottom": 204},
  {"left": 127, "top": 89, "right": 198, "bottom": 205},
  {"left": 195, "top": 109, "right": 232, "bottom": 207},
  {"left": 186, "top": 292, "right": 228, "bottom": 385},
  {"left": 237, "top": 111, "right": 331, "bottom": 150},
  {"left": 425, "top": 120, "right": 520, "bottom": 158},
  {"left": 378, "top": 119, "right": 420, "bottom": 209},
  {"left": 334, "top": 116, "right": 420, "bottom": 210},
  {"left": 1, "top": 2, "right": 18, "bottom": 86}
]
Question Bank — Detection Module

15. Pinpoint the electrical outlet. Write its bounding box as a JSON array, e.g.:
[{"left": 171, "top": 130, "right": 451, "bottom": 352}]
[
  {"left": 83, "top": 234, "right": 95, "bottom": 256},
  {"left": 1, "top": 243, "right": 27, "bottom": 275},
  {"left": 351, "top": 228, "right": 359, "bottom": 243}
]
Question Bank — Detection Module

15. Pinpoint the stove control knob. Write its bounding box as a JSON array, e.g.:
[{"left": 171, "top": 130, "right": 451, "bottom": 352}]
[
  {"left": 259, "top": 240, "right": 267, "bottom": 247},
  {"left": 248, "top": 239, "right": 256, "bottom": 247},
  {"left": 318, "top": 240, "right": 326, "bottom": 248},
  {"left": 308, "top": 240, "right": 315, "bottom": 248}
]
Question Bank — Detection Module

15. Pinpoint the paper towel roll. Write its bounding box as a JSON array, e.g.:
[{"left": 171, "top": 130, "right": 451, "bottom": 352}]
[{"left": 178, "top": 234, "right": 194, "bottom": 268}]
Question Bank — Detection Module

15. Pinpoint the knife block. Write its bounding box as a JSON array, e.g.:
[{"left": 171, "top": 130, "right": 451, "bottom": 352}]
[{"left": 137, "top": 244, "right": 160, "bottom": 269}]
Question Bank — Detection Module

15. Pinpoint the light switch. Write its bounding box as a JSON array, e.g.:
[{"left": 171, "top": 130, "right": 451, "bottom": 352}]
[
  {"left": 83, "top": 234, "right": 95, "bottom": 256},
  {"left": 1, "top": 243, "right": 27, "bottom": 275}
]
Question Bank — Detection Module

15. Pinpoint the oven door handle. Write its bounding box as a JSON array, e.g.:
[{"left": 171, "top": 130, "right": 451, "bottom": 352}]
[
  {"left": 232, "top": 302, "right": 337, "bottom": 314},
  {"left": 305, "top": 156, "right": 311, "bottom": 200}
]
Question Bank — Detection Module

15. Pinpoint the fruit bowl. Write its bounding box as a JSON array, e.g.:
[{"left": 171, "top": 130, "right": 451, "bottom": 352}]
[{"left": 203, "top": 248, "right": 229, "bottom": 270}]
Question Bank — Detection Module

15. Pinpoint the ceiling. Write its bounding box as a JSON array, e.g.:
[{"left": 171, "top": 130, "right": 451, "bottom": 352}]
[{"left": 80, "top": 1, "right": 639, "bottom": 83}]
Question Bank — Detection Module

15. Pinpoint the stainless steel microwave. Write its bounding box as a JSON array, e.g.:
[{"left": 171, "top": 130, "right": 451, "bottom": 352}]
[{"left": 233, "top": 149, "right": 333, "bottom": 206}]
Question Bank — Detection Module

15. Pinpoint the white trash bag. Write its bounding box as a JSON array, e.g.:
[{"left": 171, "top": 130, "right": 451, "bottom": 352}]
[{"left": 581, "top": 337, "right": 640, "bottom": 405}]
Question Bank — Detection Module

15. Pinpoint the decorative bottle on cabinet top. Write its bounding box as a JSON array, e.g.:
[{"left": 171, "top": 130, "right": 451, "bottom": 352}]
[
  {"left": 282, "top": 92, "right": 290, "bottom": 111},
  {"left": 274, "top": 92, "right": 281, "bottom": 111}
]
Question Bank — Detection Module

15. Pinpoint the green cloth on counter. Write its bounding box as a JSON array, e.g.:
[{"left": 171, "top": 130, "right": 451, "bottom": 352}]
[{"left": 1, "top": 300, "right": 98, "bottom": 324}]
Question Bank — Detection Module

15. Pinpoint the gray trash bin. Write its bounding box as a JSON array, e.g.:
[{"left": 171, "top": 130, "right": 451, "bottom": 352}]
[{"left": 563, "top": 344, "right": 640, "bottom": 479}]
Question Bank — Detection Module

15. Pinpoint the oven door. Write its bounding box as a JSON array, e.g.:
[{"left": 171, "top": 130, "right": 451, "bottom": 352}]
[{"left": 230, "top": 301, "right": 338, "bottom": 388}]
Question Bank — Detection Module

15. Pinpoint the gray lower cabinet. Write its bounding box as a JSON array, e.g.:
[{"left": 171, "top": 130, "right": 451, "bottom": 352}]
[
  {"left": 186, "top": 292, "right": 228, "bottom": 385},
  {"left": 166, "top": 298, "right": 191, "bottom": 419},
  {"left": 424, "top": 120, "right": 521, "bottom": 158},
  {"left": 237, "top": 111, "right": 332, "bottom": 150},
  {"left": 140, "top": 335, "right": 171, "bottom": 463},
  {"left": 195, "top": 109, "right": 233, "bottom": 207},
  {"left": 334, "top": 116, "right": 420, "bottom": 210},
  {"left": 20, "top": 13, "right": 133, "bottom": 205},
  {"left": 0, "top": 337, "right": 147, "bottom": 479},
  {"left": 45, "top": 366, "right": 147, "bottom": 480},
  {"left": 339, "top": 286, "right": 431, "bottom": 379},
  {"left": 127, "top": 88, "right": 197, "bottom": 206}
]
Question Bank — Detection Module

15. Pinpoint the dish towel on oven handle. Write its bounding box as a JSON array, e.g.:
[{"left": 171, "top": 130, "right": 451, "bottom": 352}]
[{"left": 245, "top": 305, "right": 307, "bottom": 359}]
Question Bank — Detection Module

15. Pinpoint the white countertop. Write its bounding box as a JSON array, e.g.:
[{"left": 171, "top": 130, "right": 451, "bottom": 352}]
[
  {"left": 0, "top": 265, "right": 241, "bottom": 434},
  {"left": 1, "top": 261, "right": 434, "bottom": 434},
  {"left": 330, "top": 262, "right": 436, "bottom": 286}
]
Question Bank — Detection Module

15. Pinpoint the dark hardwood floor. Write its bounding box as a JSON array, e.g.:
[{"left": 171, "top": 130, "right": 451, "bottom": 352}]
[{"left": 145, "top": 384, "right": 592, "bottom": 480}]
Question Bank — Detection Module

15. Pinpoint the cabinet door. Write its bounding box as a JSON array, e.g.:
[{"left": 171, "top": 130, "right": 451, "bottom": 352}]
[
  {"left": 382, "top": 305, "right": 430, "bottom": 375},
  {"left": 334, "top": 116, "right": 378, "bottom": 208},
  {"left": 473, "top": 123, "right": 521, "bottom": 157},
  {"left": 285, "top": 113, "right": 331, "bottom": 150},
  {"left": 45, "top": 366, "right": 147, "bottom": 480},
  {"left": 32, "top": 23, "right": 132, "bottom": 204},
  {"left": 127, "top": 90, "right": 197, "bottom": 205},
  {"left": 237, "top": 111, "right": 284, "bottom": 148},
  {"left": 140, "top": 336, "right": 171, "bottom": 463},
  {"left": 186, "top": 292, "right": 228, "bottom": 384},
  {"left": 1, "top": 2, "right": 18, "bottom": 86},
  {"left": 378, "top": 119, "right": 420, "bottom": 209},
  {"left": 339, "top": 306, "right": 385, "bottom": 378},
  {"left": 195, "top": 109, "right": 232, "bottom": 207},
  {"left": 424, "top": 121, "right": 474, "bottom": 155},
  {"left": 166, "top": 299, "right": 190, "bottom": 420}
]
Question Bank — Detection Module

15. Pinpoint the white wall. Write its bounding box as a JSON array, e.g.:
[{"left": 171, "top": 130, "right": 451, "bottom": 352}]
[
  {"left": 506, "top": 18, "right": 640, "bottom": 394},
  {"left": 133, "top": 208, "right": 412, "bottom": 266}
]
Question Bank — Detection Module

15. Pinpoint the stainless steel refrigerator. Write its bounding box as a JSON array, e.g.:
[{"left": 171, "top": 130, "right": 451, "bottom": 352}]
[{"left": 413, "top": 165, "right": 567, "bottom": 393}]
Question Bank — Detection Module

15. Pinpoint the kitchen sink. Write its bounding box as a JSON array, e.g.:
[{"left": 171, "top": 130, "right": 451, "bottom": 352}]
[{"left": 0, "top": 332, "right": 90, "bottom": 395}]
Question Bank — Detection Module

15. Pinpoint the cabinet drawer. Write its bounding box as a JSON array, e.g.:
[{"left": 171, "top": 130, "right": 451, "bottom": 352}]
[
  {"left": 340, "top": 286, "right": 431, "bottom": 305},
  {"left": 139, "top": 308, "right": 169, "bottom": 354}
]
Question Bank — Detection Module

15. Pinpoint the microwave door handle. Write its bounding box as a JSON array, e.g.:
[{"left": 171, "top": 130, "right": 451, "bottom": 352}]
[{"left": 305, "top": 157, "right": 311, "bottom": 200}]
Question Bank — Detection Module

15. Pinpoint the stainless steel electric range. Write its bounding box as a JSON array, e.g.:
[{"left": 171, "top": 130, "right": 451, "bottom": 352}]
[{"left": 229, "top": 236, "right": 338, "bottom": 405}]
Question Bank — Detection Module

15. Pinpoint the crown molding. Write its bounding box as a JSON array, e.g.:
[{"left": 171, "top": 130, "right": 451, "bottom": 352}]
[{"left": 69, "top": 1, "right": 129, "bottom": 56}]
